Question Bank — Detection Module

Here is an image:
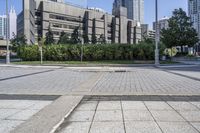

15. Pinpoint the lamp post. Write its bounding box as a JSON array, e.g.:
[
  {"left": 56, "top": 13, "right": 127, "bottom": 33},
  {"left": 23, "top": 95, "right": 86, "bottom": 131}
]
[
  {"left": 6, "top": 0, "right": 10, "bottom": 64},
  {"left": 155, "top": 0, "right": 159, "bottom": 65},
  {"left": 79, "top": 16, "right": 84, "bottom": 62}
]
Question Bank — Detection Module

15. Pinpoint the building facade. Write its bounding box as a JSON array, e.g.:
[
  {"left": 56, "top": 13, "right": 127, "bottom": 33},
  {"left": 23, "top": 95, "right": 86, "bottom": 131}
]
[
  {"left": 141, "top": 24, "right": 155, "bottom": 41},
  {"left": 0, "top": 15, "right": 7, "bottom": 39},
  {"left": 188, "top": 0, "right": 200, "bottom": 39},
  {"left": 153, "top": 17, "right": 169, "bottom": 31},
  {"left": 112, "top": 0, "right": 144, "bottom": 24},
  {"left": 0, "top": 7, "right": 17, "bottom": 40},
  {"left": 18, "top": 0, "right": 142, "bottom": 45},
  {"left": 9, "top": 6, "right": 17, "bottom": 39}
]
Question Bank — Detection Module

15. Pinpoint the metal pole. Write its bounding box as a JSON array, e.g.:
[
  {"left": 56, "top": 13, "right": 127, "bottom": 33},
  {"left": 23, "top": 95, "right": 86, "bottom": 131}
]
[
  {"left": 6, "top": 0, "right": 10, "bottom": 64},
  {"left": 155, "top": 0, "right": 159, "bottom": 65}
]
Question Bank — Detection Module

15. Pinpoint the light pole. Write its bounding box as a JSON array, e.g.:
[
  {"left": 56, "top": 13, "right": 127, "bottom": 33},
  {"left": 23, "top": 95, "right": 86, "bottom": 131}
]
[
  {"left": 6, "top": 0, "right": 10, "bottom": 64},
  {"left": 155, "top": 0, "right": 159, "bottom": 65},
  {"left": 79, "top": 16, "right": 84, "bottom": 62}
]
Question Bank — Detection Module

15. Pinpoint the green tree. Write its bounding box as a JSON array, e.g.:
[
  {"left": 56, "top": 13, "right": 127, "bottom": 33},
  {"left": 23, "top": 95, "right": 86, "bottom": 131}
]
[
  {"left": 10, "top": 34, "right": 27, "bottom": 52},
  {"left": 58, "top": 31, "right": 71, "bottom": 44},
  {"left": 91, "top": 34, "right": 97, "bottom": 44},
  {"left": 99, "top": 34, "right": 106, "bottom": 44},
  {"left": 161, "top": 8, "right": 199, "bottom": 52},
  {"left": 71, "top": 27, "right": 80, "bottom": 44},
  {"left": 82, "top": 34, "right": 89, "bottom": 44},
  {"left": 45, "top": 26, "right": 54, "bottom": 45}
]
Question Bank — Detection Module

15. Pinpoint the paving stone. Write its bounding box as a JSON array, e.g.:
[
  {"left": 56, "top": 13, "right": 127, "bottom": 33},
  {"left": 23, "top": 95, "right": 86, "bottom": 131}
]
[
  {"left": 7, "top": 109, "right": 39, "bottom": 121},
  {"left": 28, "top": 101, "right": 52, "bottom": 110},
  {"left": 168, "top": 102, "right": 199, "bottom": 111},
  {"left": 123, "top": 110, "right": 154, "bottom": 121},
  {"left": 158, "top": 122, "right": 199, "bottom": 133},
  {"left": 150, "top": 110, "right": 185, "bottom": 122},
  {"left": 145, "top": 101, "right": 173, "bottom": 111},
  {"left": 0, "top": 120, "right": 24, "bottom": 133},
  {"left": 76, "top": 101, "right": 98, "bottom": 111},
  {"left": 191, "top": 122, "right": 200, "bottom": 132},
  {"left": 68, "top": 111, "right": 95, "bottom": 122},
  {"left": 125, "top": 121, "right": 162, "bottom": 133},
  {"left": 90, "top": 122, "right": 124, "bottom": 133},
  {"left": 60, "top": 122, "right": 91, "bottom": 133},
  {"left": 97, "top": 101, "right": 121, "bottom": 110},
  {"left": 122, "top": 101, "right": 147, "bottom": 110},
  {"left": 191, "top": 102, "right": 200, "bottom": 109},
  {"left": 179, "top": 111, "right": 200, "bottom": 122},
  {"left": 94, "top": 110, "right": 123, "bottom": 122},
  {"left": 0, "top": 109, "right": 21, "bottom": 119}
]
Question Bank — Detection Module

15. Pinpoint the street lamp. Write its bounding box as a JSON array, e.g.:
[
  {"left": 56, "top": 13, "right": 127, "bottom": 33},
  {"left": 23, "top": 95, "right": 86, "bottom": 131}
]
[
  {"left": 155, "top": 0, "right": 159, "bottom": 65},
  {"left": 6, "top": 0, "right": 10, "bottom": 64}
]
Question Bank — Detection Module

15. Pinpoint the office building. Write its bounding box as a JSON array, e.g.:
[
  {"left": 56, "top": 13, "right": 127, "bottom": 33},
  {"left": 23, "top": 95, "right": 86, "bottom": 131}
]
[
  {"left": 0, "top": 15, "right": 7, "bottom": 39},
  {"left": 153, "top": 16, "right": 169, "bottom": 31},
  {"left": 188, "top": 0, "right": 200, "bottom": 39},
  {"left": 141, "top": 24, "right": 155, "bottom": 41},
  {"left": 112, "top": 0, "right": 144, "bottom": 24},
  {"left": 9, "top": 6, "right": 17, "bottom": 39},
  {"left": 17, "top": 0, "right": 142, "bottom": 44},
  {"left": 0, "top": 7, "right": 17, "bottom": 40}
]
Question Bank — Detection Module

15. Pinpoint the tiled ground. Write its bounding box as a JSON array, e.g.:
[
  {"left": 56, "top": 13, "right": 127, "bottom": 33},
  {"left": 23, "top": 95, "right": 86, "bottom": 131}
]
[
  {"left": 0, "top": 100, "right": 52, "bottom": 133},
  {"left": 58, "top": 97, "right": 200, "bottom": 133}
]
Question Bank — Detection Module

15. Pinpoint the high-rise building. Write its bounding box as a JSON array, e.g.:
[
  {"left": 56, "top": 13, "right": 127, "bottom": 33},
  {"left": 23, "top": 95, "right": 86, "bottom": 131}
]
[
  {"left": 112, "top": 0, "right": 144, "bottom": 24},
  {"left": 188, "top": 0, "right": 200, "bottom": 39},
  {"left": 0, "top": 15, "right": 7, "bottom": 39},
  {"left": 0, "top": 7, "right": 17, "bottom": 40},
  {"left": 153, "top": 16, "right": 169, "bottom": 31},
  {"left": 9, "top": 6, "right": 17, "bottom": 39}
]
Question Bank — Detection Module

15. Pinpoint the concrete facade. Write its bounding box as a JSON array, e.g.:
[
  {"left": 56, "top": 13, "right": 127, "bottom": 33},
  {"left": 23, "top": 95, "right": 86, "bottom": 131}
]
[
  {"left": 141, "top": 24, "right": 155, "bottom": 41},
  {"left": 18, "top": 0, "right": 142, "bottom": 44},
  {"left": 112, "top": 0, "right": 144, "bottom": 24}
]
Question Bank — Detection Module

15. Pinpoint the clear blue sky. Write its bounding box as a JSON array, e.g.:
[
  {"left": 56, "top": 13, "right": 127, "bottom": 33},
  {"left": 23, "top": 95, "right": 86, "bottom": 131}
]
[{"left": 0, "top": 0, "right": 187, "bottom": 28}]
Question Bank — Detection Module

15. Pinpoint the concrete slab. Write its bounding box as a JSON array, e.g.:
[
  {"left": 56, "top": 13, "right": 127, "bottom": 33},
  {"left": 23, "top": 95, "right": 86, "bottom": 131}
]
[
  {"left": 191, "top": 102, "right": 200, "bottom": 109},
  {"left": 0, "top": 120, "right": 24, "bottom": 133},
  {"left": 29, "top": 101, "right": 52, "bottom": 110},
  {"left": 0, "top": 109, "right": 21, "bottom": 119},
  {"left": 145, "top": 101, "right": 173, "bottom": 111},
  {"left": 7, "top": 109, "right": 39, "bottom": 121},
  {"left": 59, "top": 122, "right": 91, "bottom": 133},
  {"left": 179, "top": 111, "right": 200, "bottom": 122},
  {"left": 125, "top": 121, "right": 162, "bottom": 133},
  {"left": 97, "top": 101, "right": 121, "bottom": 110},
  {"left": 191, "top": 122, "right": 200, "bottom": 132},
  {"left": 123, "top": 110, "right": 154, "bottom": 121},
  {"left": 94, "top": 110, "right": 123, "bottom": 122},
  {"left": 90, "top": 122, "right": 125, "bottom": 133},
  {"left": 68, "top": 111, "right": 95, "bottom": 122},
  {"left": 75, "top": 101, "right": 98, "bottom": 111},
  {"left": 150, "top": 110, "right": 185, "bottom": 122},
  {"left": 168, "top": 102, "right": 199, "bottom": 111},
  {"left": 121, "top": 101, "right": 147, "bottom": 110},
  {"left": 158, "top": 122, "right": 199, "bottom": 133}
]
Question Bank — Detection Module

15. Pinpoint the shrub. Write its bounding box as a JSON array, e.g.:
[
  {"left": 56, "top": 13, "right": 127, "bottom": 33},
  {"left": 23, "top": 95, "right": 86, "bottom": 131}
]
[{"left": 17, "top": 42, "right": 162, "bottom": 61}]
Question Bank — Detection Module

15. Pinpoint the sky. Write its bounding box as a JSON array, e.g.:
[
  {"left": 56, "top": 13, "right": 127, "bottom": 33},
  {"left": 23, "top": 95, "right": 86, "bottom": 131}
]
[{"left": 0, "top": 0, "right": 187, "bottom": 28}]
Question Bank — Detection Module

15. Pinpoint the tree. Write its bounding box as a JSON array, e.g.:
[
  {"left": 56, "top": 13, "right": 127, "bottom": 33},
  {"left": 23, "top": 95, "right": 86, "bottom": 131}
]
[
  {"left": 99, "top": 34, "right": 106, "bottom": 44},
  {"left": 71, "top": 27, "right": 80, "bottom": 44},
  {"left": 45, "top": 26, "right": 54, "bottom": 45},
  {"left": 58, "top": 31, "right": 71, "bottom": 44},
  {"left": 161, "top": 8, "right": 199, "bottom": 52},
  {"left": 91, "top": 34, "right": 97, "bottom": 44},
  {"left": 10, "top": 34, "right": 27, "bottom": 52},
  {"left": 82, "top": 34, "right": 89, "bottom": 44}
]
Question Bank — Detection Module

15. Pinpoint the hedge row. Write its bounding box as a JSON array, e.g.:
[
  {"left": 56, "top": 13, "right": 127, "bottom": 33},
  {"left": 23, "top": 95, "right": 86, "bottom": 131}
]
[{"left": 17, "top": 43, "right": 165, "bottom": 61}]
